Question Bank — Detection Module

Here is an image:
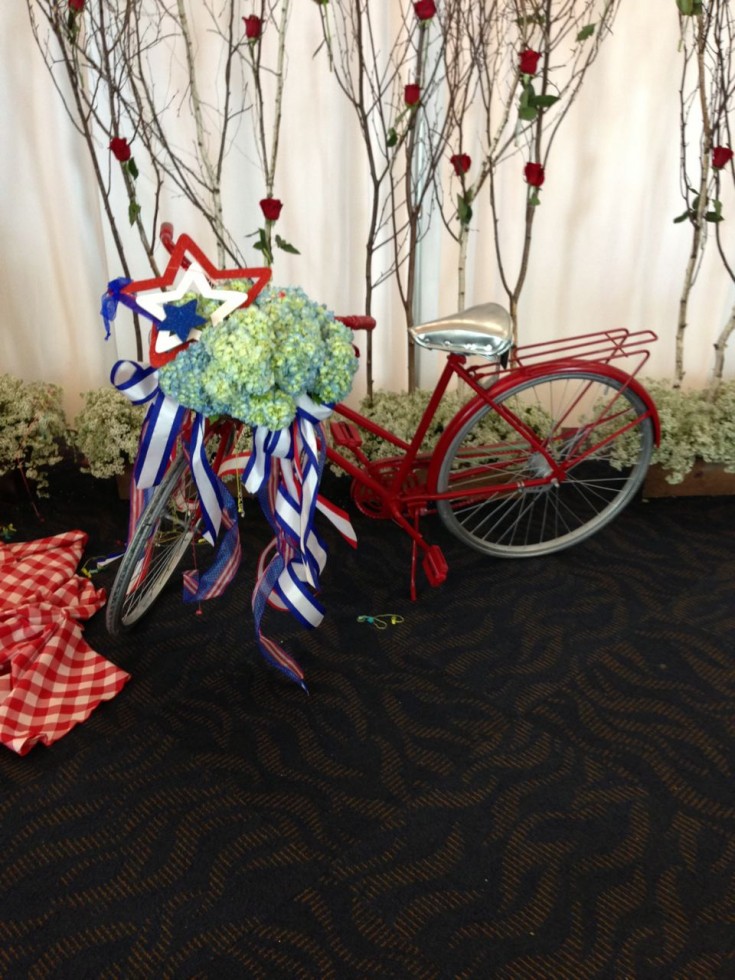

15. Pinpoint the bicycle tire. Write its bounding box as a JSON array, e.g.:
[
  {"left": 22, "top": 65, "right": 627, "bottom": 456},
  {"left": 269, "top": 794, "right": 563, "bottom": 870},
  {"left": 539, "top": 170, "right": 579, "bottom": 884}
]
[
  {"left": 435, "top": 369, "right": 654, "bottom": 557},
  {"left": 106, "top": 428, "right": 224, "bottom": 633}
]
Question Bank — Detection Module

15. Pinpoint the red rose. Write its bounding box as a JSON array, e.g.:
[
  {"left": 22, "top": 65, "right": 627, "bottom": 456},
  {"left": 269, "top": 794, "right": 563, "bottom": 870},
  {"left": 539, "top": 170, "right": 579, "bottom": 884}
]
[
  {"left": 712, "top": 146, "right": 734, "bottom": 170},
  {"left": 450, "top": 153, "right": 471, "bottom": 176},
  {"left": 109, "top": 137, "right": 131, "bottom": 162},
  {"left": 404, "top": 84, "right": 421, "bottom": 107},
  {"left": 524, "top": 161, "right": 545, "bottom": 187},
  {"left": 414, "top": 1, "right": 436, "bottom": 20},
  {"left": 243, "top": 15, "right": 262, "bottom": 40},
  {"left": 69, "top": 0, "right": 85, "bottom": 10},
  {"left": 519, "top": 49, "right": 541, "bottom": 75},
  {"left": 260, "top": 197, "right": 283, "bottom": 221}
]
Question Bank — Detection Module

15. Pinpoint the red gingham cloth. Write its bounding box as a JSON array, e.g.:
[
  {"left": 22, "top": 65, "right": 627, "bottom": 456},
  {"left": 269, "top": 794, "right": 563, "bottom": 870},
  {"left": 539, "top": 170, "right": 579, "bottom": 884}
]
[{"left": 0, "top": 530, "right": 130, "bottom": 755}]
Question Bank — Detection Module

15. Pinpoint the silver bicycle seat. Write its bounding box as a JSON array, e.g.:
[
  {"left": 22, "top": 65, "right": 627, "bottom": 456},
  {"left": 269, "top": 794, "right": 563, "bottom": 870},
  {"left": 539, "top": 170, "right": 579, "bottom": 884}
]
[{"left": 409, "top": 302, "right": 513, "bottom": 359}]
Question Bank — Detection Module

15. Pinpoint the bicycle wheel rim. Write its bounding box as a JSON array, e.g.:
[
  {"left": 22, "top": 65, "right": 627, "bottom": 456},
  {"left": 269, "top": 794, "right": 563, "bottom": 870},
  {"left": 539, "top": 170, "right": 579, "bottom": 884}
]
[
  {"left": 106, "top": 453, "right": 204, "bottom": 633},
  {"left": 435, "top": 370, "right": 654, "bottom": 557}
]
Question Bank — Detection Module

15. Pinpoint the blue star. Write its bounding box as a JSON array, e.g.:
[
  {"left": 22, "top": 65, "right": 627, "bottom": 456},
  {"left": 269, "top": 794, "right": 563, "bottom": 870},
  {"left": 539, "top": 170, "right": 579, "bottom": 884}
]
[{"left": 160, "top": 299, "right": 208, "bottom": 342}]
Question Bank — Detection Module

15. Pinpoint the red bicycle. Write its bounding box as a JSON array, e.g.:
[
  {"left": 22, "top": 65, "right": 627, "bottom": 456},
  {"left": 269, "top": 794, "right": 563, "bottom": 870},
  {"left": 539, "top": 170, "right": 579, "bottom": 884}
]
[{"left": 105, "top": 232, "right": 659, "bottom": 633}]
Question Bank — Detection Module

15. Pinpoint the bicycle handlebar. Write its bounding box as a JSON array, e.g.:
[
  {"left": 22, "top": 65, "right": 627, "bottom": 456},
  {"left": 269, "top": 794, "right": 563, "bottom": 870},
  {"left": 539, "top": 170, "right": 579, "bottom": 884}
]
[
  {"left": 159, "top": 222, "right": 190, "bottom": 267},
  {"left": 159, "top": 221, "right": 175, "bottom": 251},
  {"left": 335, "top": 315, "right": 376, "bottom": 332}
]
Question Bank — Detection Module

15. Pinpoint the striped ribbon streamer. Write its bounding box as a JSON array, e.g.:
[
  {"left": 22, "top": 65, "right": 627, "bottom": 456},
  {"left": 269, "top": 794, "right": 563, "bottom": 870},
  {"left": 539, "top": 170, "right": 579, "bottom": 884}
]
[
  {"left": 186, "top": 414, "right": 225, "bottom": 547},
  {"left": 243, "top": 399, "right": 357, "bottom": 686},
  {"left": 251, "top": 532, "right": 307, "bottom": 692},
  {"left": 182, "top": 486, "right": 241, "bottom": 602},
  {"left": 110, "top": 360, "right": 224, "bottom": 547},
  {"left": 120, "top": 448, "right": 241, "bottom": 605},
  {"left": 109, "top": 357, "right": 238, "bottom": 601}
]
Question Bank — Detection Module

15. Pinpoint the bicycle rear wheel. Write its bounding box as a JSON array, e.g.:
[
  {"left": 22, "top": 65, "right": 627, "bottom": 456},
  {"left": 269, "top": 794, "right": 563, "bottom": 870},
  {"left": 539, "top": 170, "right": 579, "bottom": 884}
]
[
  {"left": 435, "top": 369, "right": 654, "bottom": 557},
  {"left": 106, "top": 428, "right": 225, "bottom": 633}
]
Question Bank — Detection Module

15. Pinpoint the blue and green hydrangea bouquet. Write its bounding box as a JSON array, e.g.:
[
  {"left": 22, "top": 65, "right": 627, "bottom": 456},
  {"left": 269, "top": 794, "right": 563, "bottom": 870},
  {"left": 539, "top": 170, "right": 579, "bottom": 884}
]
[{"left": 157, "top": 282, "right": 357, "bottom": 428}]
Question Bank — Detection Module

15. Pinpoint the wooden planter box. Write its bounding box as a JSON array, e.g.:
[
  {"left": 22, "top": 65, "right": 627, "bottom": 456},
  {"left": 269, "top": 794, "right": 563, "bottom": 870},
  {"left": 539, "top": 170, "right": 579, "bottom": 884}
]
[
  {"left": 643, "top": 460, "right": 735, "bottom": 498},
  {"left": 115, "top": 466, "right": 135, "bottom": 500},
  {"left": 0, "top": 469, "right": 35, "bottom": 505}
]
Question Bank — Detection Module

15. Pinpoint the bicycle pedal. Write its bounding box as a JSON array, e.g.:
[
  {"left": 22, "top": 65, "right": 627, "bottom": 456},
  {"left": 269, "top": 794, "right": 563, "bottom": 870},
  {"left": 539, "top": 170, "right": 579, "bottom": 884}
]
[
  {"left": 423, "top": 545, "right": 448, "bottom": 588},
  {"left": 330, "top": 421, "right": 363, "bottom": 450}
]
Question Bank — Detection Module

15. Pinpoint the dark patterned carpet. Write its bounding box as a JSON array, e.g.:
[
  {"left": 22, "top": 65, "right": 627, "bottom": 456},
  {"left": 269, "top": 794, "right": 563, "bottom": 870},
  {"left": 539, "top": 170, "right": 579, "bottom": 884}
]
[{"left": 1, "top": 463, "right": 734, "bottom": 979}]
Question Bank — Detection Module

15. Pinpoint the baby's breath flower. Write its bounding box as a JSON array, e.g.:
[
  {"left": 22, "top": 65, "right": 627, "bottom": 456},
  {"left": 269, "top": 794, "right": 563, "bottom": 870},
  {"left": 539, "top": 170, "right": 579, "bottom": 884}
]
[
  {"left": 72, "top": 387, "right": 145, "bottom": 478},
  {"left": 599, "top": 378, "right": 735, "bottom": 483},
  {"left": 0, "top": 375, "right": 68, "bottom": 495}
]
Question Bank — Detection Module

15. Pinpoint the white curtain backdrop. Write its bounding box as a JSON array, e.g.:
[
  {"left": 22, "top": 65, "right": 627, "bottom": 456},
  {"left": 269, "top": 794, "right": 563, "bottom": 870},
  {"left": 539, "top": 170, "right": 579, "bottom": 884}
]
[{"left": 1, "top": 3, "right": 732, "bottom": 420}]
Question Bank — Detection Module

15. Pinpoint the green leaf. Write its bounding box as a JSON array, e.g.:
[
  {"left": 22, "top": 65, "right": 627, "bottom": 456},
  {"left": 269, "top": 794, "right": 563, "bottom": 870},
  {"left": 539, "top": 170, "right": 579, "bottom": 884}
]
[
  {"left": 673, "top": 211, "right": 691, "bottom": 223},
  {"left": 457, "top": 193, "right": 473, "bottom": 227},
  {"left": 520, "top": 82, "right": 535, "bottom": 107},
  {"left": 705, "top": 200, "right": 724, "bottom": 222},
  {"left": 516, "top": 14, "right": 545, "bottom": 26},
  {"left": 577, "top": 24, "right": 596, "bottom": 41},
  {"left": 126, "top": 158, "right": 139, "bottom": 180},
  {"left": 387, "top": 127, "right": 398, "bottom": 148},
  {"left": 529, "top": 190, "right": 541, "bottom": 207},
  {"left": 518, "top": 106, "right": 538, "bottom": 122},
  {"left": 676, "top": 0, "right": 703, "bottom": 13},
  {"left": 65, "top": 11, "right": 79, "bottom": 41},
  {"left": 253, "top": 227, "right": 273, "bottom": 266},
  {"left": 128, "top": 201, "right": 141, "bottom": 225},
  {"left": 275, "top": 234, "right": 301, "bottom": 255},
  {"left": 530, "top": 94, "right": 560, "bottom": 109}
]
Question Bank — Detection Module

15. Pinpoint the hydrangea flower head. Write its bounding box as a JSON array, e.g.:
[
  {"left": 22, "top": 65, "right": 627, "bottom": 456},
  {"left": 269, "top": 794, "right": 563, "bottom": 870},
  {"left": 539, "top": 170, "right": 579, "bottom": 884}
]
[{"left": 158, "top": 283, "right": 358, "bottom": 430}]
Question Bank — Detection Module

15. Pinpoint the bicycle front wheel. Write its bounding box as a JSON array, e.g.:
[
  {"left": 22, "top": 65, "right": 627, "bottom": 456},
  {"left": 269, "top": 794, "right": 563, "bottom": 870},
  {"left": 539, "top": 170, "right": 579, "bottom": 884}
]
[
  {"left": 106, "top": 428, "right": 226, "bottom": 633},
  {"left": 435, "top": 370, "right": 655, "bottom": 557}
]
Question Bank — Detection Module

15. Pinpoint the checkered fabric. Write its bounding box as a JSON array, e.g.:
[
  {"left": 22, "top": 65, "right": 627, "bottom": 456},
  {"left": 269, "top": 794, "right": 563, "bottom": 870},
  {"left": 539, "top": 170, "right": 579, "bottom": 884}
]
[{"left": 0, "top": 531, "right": 130, "bottom": 756}]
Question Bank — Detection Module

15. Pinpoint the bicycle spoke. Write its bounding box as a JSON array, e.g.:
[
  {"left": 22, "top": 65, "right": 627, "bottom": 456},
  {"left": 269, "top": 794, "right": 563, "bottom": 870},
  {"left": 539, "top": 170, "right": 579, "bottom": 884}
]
[
  {"left": 106, "top": 424, "right": 229, "bottom": 633},
  {"left": 121, "top": 528, "right": 197, "bottom": 619},
  {"left": 436, "top": 370, "right": 654, "bottom": 557}
]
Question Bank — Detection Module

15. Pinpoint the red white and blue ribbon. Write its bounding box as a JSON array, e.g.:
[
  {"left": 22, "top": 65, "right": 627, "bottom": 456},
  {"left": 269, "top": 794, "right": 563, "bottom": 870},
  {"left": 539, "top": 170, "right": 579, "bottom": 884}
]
[
  {"left": 243, "top": 395, "right": 357, "bottom": 688},
  {"left": 110, "top": 360, "right": 226, "bottom": 549},
  {"left": 182, "top": 487, "right": 241, "bottom": 603},
  {"left": 100, "top": 277, "right": 132, "bottom": 339},
  {"left": 121, "top": 453, "right": 238, "bottom": 605}
]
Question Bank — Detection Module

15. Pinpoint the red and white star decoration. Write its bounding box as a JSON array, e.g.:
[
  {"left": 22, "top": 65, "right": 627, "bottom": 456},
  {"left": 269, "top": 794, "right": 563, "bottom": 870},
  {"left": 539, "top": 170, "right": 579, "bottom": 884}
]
[{"left": 121, "top": 232, "right": 271, "bottom": 367}]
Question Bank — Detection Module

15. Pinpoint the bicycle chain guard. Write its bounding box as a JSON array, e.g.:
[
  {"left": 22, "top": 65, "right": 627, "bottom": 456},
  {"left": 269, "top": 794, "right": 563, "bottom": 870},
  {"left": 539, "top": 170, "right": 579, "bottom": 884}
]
[{"left": 350, "top": 457, "right": 429, "bottom": 519}]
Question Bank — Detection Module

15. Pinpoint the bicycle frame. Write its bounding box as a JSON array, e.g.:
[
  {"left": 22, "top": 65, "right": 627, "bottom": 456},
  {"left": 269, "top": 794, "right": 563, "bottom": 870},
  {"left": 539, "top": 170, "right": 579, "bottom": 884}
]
[
  {"left": 325, "top": 327, "right": 660, "bottom": 597},
  {"left": 147, "top": 225, "right": 659, "bottom": 601}
]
